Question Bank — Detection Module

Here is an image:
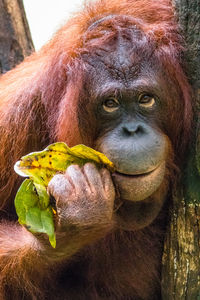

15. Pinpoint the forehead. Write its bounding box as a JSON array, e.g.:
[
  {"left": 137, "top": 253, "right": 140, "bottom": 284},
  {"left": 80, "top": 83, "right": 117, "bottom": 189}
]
[{"left": 81, "top": 25, "right": 160, "bottom": 92}]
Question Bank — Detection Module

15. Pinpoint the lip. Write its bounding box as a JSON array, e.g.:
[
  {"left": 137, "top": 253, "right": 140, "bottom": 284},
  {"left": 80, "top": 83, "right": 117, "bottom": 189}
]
[
  {"left": 112, "top": 162, "right": 166, "bottom": 201},
  {"left": 114, "top": 167, "right": 156, "bottom": 178}
]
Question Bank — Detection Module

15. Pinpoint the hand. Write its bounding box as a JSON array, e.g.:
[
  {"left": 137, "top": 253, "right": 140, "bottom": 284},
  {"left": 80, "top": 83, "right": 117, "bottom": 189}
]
[{"left": 48, "top": 163, "right": 115, "bottom": 232}]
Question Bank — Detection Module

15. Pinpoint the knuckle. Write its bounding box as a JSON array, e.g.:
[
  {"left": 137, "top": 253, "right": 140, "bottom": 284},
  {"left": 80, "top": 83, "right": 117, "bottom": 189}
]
[
  {"left": 49, "top": 173, "right": 65, "bottom": 184},
  {"left": 48, "top": 174, "right": 65, "bottom": 193},
  {"left": 100, "top": 167, "right": 111, "bottom": 178},
  {"left": 66, "top": 164, "right": 80, "bottom": 173},
  {"left": 83, "top": 162, "right": 97, "bottom": 172},
  {"left": 100, "top": 167, "right": 109, "bottom": 174},
  {"left": 48, "top": 173, "right": 73, "bottom": 200}
]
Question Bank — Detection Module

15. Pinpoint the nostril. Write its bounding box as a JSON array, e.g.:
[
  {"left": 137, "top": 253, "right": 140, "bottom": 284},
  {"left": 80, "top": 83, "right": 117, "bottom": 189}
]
[
  {"left": 135, "top": 125, "right": 142, "bottom": 134},
  {"left": 122, "top": 124, "right": 143, "bottom": 136},
  {"left": 122, "top": 127, "right": 133, "bottom": 136}
]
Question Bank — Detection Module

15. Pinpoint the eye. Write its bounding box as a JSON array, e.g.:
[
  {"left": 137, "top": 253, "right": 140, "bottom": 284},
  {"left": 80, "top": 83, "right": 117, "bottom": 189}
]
[
  {"left": 138, "top": 94, "right": 155, "bottom": 108},
  {"left": 103, "top": 97, "right": 120, "bottom": 112}
]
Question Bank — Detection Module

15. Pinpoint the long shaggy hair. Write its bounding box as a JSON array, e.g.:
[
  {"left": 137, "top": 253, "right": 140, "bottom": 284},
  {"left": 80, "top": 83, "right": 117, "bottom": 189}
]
[{"left": 0, "top": 1, "right": 192, "bottom": 299}]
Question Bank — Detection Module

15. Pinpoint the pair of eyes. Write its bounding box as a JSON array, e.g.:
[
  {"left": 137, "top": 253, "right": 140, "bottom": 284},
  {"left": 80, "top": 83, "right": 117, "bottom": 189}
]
[{"left": 102, "top": 94, "right": 156, "bottom": 113}]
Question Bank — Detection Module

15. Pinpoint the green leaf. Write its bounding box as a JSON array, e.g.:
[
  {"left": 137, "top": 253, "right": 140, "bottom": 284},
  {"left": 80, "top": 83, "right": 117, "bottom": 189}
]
[
  {"left": 14, "top": 142, "right": 115, "bottom": 248},
  {"left": 34, "top": 182, "right": 50, "bottom": 209},
  {"left": 15, "top": 179, "right": 56, "bottom": 248}
]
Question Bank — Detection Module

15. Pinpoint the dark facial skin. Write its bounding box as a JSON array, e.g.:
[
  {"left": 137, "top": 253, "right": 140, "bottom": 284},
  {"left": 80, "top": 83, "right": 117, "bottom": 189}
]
[
  {"left": 94, "top": 96, "right": 168, "bottom": 202},
  {"left": 47, "top": 27, "right": 176, "bottom": 255},
  {"left": 77, "top": 29, "right": 174, "bottom": 229}
]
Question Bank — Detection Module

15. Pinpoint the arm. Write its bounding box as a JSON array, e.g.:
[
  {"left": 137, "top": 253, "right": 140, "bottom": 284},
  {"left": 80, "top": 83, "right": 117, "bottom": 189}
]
[{"left": 0, "top": 222, "right": 47, "bottom": 298}]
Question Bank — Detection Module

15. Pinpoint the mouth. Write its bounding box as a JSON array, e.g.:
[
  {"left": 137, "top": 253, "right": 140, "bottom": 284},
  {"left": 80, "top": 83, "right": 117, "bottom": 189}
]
[
  {"left": 114, "top": 168, "right": 156, "bottom": 178},
  {"left": 112, "top": 162, "right": 166, "bottom": 202}
]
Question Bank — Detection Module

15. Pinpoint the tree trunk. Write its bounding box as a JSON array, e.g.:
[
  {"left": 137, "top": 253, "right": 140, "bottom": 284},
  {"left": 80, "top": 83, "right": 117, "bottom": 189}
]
[
  {"left": 0, "top": 0, "right": 34, "bottom": 74},
  {"left": 162, "top": 0, "right": 200, "bottom": 299}
]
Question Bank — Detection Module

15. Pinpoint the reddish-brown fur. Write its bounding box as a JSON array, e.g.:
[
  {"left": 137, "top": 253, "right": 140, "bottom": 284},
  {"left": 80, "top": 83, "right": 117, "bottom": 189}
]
[{"left": 0, "top": 0, "right": 192, "bottom": 299}]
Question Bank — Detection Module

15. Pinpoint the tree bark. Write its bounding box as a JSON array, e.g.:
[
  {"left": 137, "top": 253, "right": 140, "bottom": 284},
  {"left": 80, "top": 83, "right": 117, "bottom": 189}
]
[
  {"left": 0, "top": 0, "right": 34, "bottom": 74},
  {"left": 162, "top": 0, "right": 200, "bottom": 299}
]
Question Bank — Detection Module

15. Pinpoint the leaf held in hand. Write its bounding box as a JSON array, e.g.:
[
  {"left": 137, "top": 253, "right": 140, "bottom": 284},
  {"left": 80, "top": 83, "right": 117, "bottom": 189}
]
[
  {"left": 14, "top": 179, "right": 56, "bottom": 248},
  {"left": 14, "top": 142, "right": 114, "bottom": 248}
]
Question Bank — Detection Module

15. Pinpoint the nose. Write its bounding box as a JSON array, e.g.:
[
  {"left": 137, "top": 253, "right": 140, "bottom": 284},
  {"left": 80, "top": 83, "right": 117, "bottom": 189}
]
[{"left": 122, "top": 122, "right": 145, "bottom": 136}]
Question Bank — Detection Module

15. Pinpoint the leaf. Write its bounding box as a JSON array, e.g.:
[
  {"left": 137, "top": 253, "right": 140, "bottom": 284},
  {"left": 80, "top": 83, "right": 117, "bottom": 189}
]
[
  {"left": 14, "top": 143, "right": 74, "bottom": 186},
  {"left": 15, "top": 179, "right": 56, "bottom": 248},
  {"left": 34, "top": 182, "right": 50, "bottom": 209},
  {"left": 14, "top": 142, "right": 115, "bottom": 248},
  {"left": 14, "top": 143, "right": 115, "bottom": 184},
  {"left": 69, "top": 144, "right": 115, "bottom": 171}
]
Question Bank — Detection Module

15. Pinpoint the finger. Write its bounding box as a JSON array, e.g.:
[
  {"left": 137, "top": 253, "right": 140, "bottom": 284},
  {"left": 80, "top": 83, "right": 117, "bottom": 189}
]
[
  {"left": 66, "top": 164, "right": 89, "bottom": 192},
  {"left": 99, "top": 168, "right": 114, "bottom": 192},
  {"left": 82, "top": 163, "right": 104, "bottom": 193},
  {"left": 48, "top": 173, "right": 73, "bottom": 200}
]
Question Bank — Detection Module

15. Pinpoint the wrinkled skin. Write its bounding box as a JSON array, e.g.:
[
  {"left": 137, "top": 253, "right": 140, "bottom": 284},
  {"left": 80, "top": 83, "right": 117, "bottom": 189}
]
[
  {"left": 46, "top": 163, "right": 116, "bottom": 259},
  {"left": 48, "top": 164, "right": 115, "bottom": 231}
]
